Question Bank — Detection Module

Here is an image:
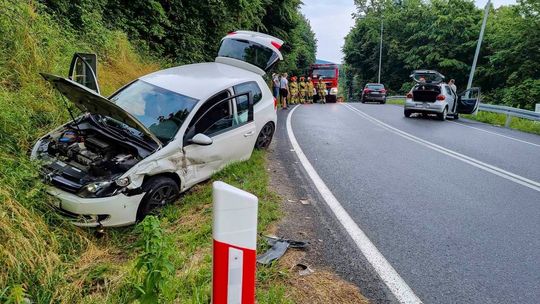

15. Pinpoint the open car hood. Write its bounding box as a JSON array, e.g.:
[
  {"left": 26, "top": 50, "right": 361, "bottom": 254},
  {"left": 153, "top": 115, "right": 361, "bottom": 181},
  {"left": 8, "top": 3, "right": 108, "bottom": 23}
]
[{"left": 41, "top": 73, "right": 162, "bottom": 147}]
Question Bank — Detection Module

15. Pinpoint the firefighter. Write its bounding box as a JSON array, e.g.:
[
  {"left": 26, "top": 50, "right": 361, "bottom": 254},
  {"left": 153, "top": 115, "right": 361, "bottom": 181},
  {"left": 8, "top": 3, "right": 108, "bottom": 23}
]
[
  {"left": 317, "top": 77, "right": 326, "bottom": 104},
  {"left": 307, "top": 77, "right": 315, "bottom": 104},
  {"left": 289, "top": 76, "right": 299, "bottom": 105},
  {"left": 299, "top": 76, "right": 307, "bottom": 104}
]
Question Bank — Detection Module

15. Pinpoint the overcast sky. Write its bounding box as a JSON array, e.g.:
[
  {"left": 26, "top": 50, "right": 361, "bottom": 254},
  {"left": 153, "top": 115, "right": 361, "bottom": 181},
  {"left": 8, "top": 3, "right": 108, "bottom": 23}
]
[{"left": 301, "top": 0, "right": 518, "bottom": 63}]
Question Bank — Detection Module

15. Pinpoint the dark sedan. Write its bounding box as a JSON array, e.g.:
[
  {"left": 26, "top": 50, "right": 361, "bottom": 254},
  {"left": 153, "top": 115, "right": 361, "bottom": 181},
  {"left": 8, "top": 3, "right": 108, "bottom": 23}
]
[{"left": 361, "top": 83, "right": 387, "bottom": 104}]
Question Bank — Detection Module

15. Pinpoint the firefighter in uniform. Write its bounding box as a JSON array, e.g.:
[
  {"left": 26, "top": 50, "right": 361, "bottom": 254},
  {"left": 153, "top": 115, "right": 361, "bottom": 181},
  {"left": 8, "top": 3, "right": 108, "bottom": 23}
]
[
  {"left": 299, "top": 76, "right": 307, "bottom": 104},
  {"left": 307, "top": 77, "right": 315, "bottom": 104},
  {"left": 317, "top": 77, "right": 326, "bottom": 104},
  {"left": 289, "top": 76, "right": 299, "bottom": 104}
]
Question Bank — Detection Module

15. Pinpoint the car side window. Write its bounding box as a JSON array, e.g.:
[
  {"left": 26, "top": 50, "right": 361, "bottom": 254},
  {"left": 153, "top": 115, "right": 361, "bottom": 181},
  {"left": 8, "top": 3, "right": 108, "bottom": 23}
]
[
  {"left": 233, "top": 82, "right": 262, "bottom": 105},
  {"left": 187, "top": 91, "right": 233, "bottom": 139}
]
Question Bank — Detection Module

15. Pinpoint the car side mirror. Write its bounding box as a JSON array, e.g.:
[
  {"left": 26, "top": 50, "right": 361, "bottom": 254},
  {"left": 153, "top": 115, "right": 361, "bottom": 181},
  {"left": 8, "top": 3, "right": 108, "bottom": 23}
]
[{"left": 190, "top": 133, "right": 213, "bottom": 146}]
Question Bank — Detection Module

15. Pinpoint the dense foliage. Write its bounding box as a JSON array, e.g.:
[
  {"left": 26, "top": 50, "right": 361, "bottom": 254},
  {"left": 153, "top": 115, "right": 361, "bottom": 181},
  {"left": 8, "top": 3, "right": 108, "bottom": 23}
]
[
  {"left": 40, "top": 0, "right": 316, "bottom": 75},
  {"left": 343, "top": 0, "right": 540, "bottom": 109}
]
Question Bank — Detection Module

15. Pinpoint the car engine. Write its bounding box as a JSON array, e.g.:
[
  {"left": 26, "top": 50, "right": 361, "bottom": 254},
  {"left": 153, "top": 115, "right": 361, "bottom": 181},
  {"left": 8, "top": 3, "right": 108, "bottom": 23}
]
[{"left": 36, "top": 126, "right": 141, "bottom": 194}]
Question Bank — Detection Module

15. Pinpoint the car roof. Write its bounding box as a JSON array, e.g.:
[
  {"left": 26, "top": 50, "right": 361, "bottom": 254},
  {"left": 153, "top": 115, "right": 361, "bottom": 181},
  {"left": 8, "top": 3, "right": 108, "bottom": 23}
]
[{"left": 139, "top": 62, "right": 260, "bottom": 101}]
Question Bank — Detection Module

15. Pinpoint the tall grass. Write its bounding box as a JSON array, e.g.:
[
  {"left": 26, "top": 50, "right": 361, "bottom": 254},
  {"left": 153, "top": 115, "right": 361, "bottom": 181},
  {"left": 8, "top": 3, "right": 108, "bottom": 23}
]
[{"left": 0, "top": 0, "right": 160, "bottom": 302}]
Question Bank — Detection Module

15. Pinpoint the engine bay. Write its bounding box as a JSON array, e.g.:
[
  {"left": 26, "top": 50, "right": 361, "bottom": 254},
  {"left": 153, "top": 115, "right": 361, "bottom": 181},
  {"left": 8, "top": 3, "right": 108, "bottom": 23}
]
[{"left": 35, "top": 121, "right": 143, "bottom": 194}]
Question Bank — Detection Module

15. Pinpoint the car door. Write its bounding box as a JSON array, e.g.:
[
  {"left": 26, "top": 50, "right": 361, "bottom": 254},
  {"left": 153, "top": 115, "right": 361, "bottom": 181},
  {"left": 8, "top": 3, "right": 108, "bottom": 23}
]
[
  {"left": 182, "top": 91, "right": 256, "bottom": 187},
  {"left": 457, "top": 87, "right": 481, "bottom": 114},
  {"left": 68, "top": 53, "right": 100, "bottom": 94}
]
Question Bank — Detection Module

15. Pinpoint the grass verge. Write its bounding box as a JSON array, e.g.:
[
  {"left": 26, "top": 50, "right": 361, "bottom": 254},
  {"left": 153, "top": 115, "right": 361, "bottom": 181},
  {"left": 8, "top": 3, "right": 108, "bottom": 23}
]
[
  {"left": 386, "top": 98, "right": 405, "bottom": 105},
  {"left": 463, "top": 111, "right": 540, "bottom": 135}
]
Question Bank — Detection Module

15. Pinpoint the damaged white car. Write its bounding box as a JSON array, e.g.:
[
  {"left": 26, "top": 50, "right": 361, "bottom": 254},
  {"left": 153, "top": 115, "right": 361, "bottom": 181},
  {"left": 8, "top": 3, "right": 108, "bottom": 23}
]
[{"left": 31, "top": 31, "right": 282, "bottom": 227}]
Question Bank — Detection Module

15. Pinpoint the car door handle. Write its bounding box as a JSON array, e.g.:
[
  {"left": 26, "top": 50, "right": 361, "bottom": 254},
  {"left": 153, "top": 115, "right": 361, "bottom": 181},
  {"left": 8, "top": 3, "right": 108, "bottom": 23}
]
[{"left": 244, "top": 131, "right": 255, "bottom": 137}]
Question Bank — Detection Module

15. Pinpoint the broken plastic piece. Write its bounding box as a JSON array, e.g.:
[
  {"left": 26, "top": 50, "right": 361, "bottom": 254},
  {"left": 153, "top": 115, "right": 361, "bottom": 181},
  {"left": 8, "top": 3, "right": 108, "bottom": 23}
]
[{"left": 256, "top": 235, "right": 309, "bottom": 265}]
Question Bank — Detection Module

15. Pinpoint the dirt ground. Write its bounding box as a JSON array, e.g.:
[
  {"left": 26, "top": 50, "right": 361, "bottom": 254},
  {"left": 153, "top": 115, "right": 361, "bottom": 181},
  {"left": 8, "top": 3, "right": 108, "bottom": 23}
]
[{"left": 266, "top": 144, "right": 369, "bottom": 304}]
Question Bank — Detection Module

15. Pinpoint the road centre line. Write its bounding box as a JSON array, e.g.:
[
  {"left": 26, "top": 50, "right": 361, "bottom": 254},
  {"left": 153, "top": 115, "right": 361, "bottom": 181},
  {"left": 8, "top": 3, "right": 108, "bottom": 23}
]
[
  {"left": 343, "top": 103, "right": 540, "bottom": 193},
  {"left": 448, "top": 121, "right": 540, "bottom": 148},
  {"left": 286, "top": 105, "right": 423, "bottom": 304}
]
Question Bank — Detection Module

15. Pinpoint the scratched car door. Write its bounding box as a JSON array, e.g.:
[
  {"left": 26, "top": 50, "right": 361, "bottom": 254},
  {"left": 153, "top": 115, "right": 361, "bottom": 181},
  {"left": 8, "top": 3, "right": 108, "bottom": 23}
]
[{"left": 182, "top": 91, "right": 256, "bottom": 187}]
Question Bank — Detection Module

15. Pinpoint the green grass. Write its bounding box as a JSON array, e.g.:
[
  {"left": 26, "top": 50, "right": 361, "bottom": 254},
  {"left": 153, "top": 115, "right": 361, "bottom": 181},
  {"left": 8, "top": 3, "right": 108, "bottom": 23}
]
[
  {"left": 386, "top": 98, "right": 405, "bottom": 105},
  {"left": 0, "top": 1, "right": 292, "bottom": 302},
  {"left": 463, "top": 111, "right": 540, "bottom": 135}
]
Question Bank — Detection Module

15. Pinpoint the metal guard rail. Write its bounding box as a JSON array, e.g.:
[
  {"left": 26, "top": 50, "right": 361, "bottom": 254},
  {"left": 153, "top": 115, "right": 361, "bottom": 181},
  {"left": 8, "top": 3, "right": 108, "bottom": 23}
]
[{"left": 386, "top": 96, "right": 540, "bottom": 125}]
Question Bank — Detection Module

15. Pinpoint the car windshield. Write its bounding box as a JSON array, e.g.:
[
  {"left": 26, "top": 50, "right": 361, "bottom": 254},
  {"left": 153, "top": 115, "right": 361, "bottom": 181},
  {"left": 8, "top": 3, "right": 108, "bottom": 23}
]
[
  {"left": 367, "top": 84, "right": 384, "bottom": 89},
  {"left": 218, "top": 38, "right": 280, "bottom": 71},
  {"left": 312, "top": 69, "right": 336, "bottom": 79},
  {"left": 110, "top": 80, "right": 198, "bottom": 143}
]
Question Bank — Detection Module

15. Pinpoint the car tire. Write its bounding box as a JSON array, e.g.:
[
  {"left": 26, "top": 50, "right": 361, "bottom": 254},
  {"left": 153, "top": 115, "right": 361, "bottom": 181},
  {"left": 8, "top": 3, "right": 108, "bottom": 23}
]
[
  {"left": 437, "top": 107, "right": 447, "bottom": 121},
  {"left": 404, "top": 110, "right": 412, "bottom": 118},
  {"left": 360, "top": 98, "right": 365, "bottom": 103},
  {"left": 454, "top": 113, "right": 459, "bottom": 120},
  {"left": 255, "top": 123, "right": 274, "bottom": 150},
  {"left": 381, "top": 99, "right": 386, "bottom": 104},
  {"left": 136, "top": 176, "right": 180, "bottom": 221}
]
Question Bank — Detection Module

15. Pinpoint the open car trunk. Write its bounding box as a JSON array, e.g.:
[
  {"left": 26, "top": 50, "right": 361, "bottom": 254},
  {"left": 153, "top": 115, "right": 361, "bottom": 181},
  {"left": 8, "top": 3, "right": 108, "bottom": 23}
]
[{"left": 412, "top": 84, "right": 441, "bottom": 102}]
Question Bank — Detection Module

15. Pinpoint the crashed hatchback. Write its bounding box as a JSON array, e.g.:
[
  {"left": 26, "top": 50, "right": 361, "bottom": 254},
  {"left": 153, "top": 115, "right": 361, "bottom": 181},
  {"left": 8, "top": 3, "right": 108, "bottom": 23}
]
[{"left": 31, "top": 31, "right": 282, "bottom": 227}]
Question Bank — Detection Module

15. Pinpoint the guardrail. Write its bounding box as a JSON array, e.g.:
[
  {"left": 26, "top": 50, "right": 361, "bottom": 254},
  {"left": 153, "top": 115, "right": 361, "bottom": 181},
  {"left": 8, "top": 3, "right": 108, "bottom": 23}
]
[
  {"left": 478, "top": 103, "right": 540, "bottom": 127},
  {"left": 386, "top": 96, "right": 540, "bottom": 126}
]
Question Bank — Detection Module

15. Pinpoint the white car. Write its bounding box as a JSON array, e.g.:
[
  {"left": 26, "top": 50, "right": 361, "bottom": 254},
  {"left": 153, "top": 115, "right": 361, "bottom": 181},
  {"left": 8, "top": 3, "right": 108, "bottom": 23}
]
[
  {"left": 31, "top": 31, "right": 282, "bottom": 227},
  {"left": 404, "top": 70, "right": 480, "bottom": 120}
]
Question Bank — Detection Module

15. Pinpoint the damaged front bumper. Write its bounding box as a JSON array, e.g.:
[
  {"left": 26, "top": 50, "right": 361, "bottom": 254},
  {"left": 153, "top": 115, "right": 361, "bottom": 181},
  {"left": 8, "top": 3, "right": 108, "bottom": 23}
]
[{"left": 47, "top": 187, "right": 145, "bottom": 227}]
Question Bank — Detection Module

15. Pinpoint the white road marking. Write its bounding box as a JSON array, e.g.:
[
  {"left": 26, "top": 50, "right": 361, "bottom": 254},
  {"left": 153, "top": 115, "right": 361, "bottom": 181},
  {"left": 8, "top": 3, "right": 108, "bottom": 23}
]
[
  {"left": 449, "top": 121, "right": 540, "bottom": 148},
  {"left": 286, "top": 105, "right": 423, "bottom": 304},
  {"left": 343, "top": 103, "right": 540, "bottom": 192}
]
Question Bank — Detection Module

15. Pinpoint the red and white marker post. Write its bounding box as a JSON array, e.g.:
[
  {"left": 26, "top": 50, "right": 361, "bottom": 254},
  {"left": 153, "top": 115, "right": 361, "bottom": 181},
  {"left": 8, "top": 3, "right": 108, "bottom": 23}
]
[{"left": 212, "top": 181, "right": 258, "bottom": 304}]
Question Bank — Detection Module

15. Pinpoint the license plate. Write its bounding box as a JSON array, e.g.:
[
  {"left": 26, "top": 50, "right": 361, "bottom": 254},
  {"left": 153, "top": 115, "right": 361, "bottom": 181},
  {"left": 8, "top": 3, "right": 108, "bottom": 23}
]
[
  {"left": 372, "top": 91, "right": 379, "bottom": 94},
  {"left": 423, "top": 103, "right": 429, "bottom": 108}
]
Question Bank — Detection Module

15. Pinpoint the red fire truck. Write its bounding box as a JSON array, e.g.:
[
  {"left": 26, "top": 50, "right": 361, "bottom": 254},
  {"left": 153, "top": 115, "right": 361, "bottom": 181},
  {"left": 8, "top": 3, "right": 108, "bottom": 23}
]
[{"left": 309, "top": 63, "right": 339, "bottom": 103}]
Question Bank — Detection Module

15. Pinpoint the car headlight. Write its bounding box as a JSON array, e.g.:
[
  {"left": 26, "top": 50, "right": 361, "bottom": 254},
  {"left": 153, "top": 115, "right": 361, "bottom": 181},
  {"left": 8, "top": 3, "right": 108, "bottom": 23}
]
[
  {"left": 78, "top": 180, "right": 119, "bottom": 198},
  {"left": 330, "top": 87, "right": 338, "bottom": 95},
  {"left": 115, "top": 177, "right": 131, "bottom": 187}
]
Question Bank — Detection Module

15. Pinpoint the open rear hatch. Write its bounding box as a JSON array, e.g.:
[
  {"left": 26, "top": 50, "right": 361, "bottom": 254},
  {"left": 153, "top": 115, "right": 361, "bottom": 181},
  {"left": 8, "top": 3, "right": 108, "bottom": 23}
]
[
  {"left": 215, "top": 31, "right": 284, "bottom": 75},
  {"left": 410, "top": 70, "right": 445, "bottom": 102}
]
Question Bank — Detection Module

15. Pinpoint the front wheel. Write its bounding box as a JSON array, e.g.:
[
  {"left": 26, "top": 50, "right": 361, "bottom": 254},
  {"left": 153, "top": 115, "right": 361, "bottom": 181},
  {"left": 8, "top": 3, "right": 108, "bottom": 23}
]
[
  {"left": 136, "top": 176, "right": 180, "bottom": 221},
  {"left": 404, "top": 110, "right": 412, "bottom": 118},
  {"left": 255, "top": 123, "right": 275, "bottom": 149},
  {"left": 453, "top": 113, "right": 459, "bottom": 120}
]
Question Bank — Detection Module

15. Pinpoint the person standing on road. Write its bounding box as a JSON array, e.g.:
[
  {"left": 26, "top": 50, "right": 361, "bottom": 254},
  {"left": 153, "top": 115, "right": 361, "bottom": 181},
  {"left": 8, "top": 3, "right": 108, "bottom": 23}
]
[
  {"left": 299, "top": 76, "right": 307, "bottom": 104},
  {"left": 290, "top": 76, "right": 299, "bottom": 105},
  {"left": 449, "top": 79, "right": 457, "bottom": 94},
  {"left": 279, "top": 73, "right": 289, "bottom": 109},
  {"left": 307, "top": 77, "right": 315, "bottom": 104},
  {"left": 317, "top": 77, "right": 326, "bottom": 104},
  {"left": 272, "top": 73, "right": 280, "bottom": 98}
]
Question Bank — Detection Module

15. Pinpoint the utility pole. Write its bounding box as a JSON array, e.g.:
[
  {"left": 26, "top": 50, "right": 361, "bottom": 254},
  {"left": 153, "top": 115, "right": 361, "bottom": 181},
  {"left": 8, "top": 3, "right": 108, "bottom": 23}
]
[
  {"left": 467, "top": 0, "right": 491, "bottom": 90},
  {"left": 378, "top": 18, "right": 383, "bottom": 84}
]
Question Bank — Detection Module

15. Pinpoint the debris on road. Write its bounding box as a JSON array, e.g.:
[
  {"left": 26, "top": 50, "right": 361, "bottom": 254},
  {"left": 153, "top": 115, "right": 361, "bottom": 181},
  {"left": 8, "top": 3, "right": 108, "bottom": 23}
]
[
  {"left": 257, "top": 235, "right": 308, "bottom": 265},
  {"left": 295, "top": 263, "right": 314, "bottom": 276}
]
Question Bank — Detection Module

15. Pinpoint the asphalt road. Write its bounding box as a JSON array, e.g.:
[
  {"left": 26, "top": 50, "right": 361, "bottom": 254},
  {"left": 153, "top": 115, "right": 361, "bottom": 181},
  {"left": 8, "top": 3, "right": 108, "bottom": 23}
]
[{"left": 286, "top": 102, "right": 540, "bottom": 304}]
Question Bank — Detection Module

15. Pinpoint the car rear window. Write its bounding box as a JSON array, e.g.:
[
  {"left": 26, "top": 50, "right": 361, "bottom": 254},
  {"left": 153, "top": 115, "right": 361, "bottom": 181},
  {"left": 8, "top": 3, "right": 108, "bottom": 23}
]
[
  {"left": 366, "top": 84, "right": 384, "bottom": 89},
  {"left": 218, "top": 38, "right": 280, "bottom": 71}
]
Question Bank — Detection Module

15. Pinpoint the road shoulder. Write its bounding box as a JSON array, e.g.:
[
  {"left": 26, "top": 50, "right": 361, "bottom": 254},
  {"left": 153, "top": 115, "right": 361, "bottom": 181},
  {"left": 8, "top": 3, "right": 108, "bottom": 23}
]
[{"left": 267, "top": 106, "right": 397, "bottom": 303}]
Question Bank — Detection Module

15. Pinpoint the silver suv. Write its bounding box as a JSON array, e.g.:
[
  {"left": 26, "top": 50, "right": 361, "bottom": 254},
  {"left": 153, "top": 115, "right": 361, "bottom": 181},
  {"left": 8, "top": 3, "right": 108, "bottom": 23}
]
[{"left": 404, "top": 70, "right": 480, "bottom": 120}]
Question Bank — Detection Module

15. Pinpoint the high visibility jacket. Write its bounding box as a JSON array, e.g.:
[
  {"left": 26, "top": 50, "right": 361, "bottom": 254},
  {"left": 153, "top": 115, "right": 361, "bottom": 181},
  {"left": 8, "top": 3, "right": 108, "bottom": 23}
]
[
  {"left": 299, "top": 81, "right": 308, "bottom": 93},
  {"left": 307, "top": 82, "right": 315, "bottom": 95},
  {"left": 290, "top": 82, "right": 299, "bottom": 94}
]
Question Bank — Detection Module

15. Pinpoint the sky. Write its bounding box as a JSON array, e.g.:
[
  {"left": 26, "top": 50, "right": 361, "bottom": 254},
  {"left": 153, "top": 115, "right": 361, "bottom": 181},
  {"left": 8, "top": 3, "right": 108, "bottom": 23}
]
[{"left": 300, "top": 0, "right": 518, "bottom": 64}]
